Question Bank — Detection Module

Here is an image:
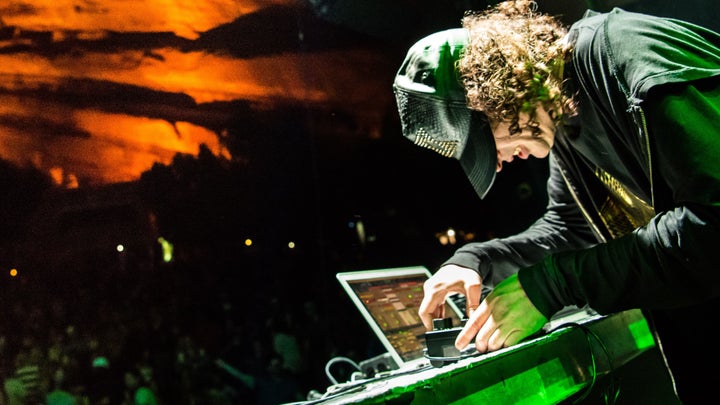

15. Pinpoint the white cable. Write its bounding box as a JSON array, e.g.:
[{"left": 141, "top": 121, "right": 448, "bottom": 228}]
[{"left": 324, "top": 356, "right": 361, "bottom": 385}]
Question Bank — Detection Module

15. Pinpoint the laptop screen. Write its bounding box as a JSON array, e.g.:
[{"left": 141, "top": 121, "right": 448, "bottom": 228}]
[{"left": 337, "top": 266, "right": 465, "bottom": 368}]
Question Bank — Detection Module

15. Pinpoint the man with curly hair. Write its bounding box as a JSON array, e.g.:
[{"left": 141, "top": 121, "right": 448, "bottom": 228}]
[{"left": 393, "top": 0, "right": 720, "bottom": 402}]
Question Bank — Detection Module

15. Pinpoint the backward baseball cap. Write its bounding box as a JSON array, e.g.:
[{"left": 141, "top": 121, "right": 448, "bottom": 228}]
[{"left": 393, "top": 28, "right": 496, "bottom": 199}]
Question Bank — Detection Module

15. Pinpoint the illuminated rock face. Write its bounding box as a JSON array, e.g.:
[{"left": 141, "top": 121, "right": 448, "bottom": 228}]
[{"left": 0, "top": 0, "right": 395, "bottom": 187}]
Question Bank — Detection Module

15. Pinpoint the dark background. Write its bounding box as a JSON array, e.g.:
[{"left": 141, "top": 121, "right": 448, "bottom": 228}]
[{"left": 0, "top": 0, "right": 716, "bottom": 403}]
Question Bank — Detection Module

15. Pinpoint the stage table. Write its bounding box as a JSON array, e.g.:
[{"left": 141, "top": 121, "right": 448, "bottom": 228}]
[{"left": 311, "top": 309, "right": 666, "bottom": 404}]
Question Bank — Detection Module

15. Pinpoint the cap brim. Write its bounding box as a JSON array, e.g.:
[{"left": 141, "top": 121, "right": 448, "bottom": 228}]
[
  {"left": 459, "top": 110, "right": 496, "bottom": 199},
  {"left": 392, "top": 28, "right": 497, "bottom": 200}
]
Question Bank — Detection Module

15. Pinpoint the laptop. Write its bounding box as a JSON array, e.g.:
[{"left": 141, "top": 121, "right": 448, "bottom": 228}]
[{"left": 336, "top": 266, "right": 466, "bottom": 373}]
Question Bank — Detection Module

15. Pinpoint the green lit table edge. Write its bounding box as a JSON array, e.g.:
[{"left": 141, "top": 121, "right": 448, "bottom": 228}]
[{"left": 319, "top": 309, "right": 654, "bottom": 405}]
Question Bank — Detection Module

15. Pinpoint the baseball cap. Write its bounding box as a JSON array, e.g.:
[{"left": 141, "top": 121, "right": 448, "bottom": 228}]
[{"left": 393, "top": 28, "right": 497, "bottom": 199}]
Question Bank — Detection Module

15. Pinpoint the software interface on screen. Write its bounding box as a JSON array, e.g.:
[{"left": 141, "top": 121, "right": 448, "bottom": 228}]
[{"left": 347, "top": 274, "right": 463, "bottom": 362}]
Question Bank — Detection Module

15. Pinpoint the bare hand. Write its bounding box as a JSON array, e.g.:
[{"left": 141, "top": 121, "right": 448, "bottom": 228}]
[
  {"left": 418, "top": 265, "right": 483, "bottom": 330},
  {"left": 454, "top": 273, "right": 548, "bottom": 353}
]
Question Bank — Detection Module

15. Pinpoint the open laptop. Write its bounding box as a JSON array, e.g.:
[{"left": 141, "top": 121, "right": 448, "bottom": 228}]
[{"left": 336, "top": 266, "right": 466, "bottom": 373}]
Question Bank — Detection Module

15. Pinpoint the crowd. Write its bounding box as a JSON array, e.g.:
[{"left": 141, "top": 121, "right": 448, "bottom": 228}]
[{"left": 0, "top": 246, "right": 368, "bottom": 405}]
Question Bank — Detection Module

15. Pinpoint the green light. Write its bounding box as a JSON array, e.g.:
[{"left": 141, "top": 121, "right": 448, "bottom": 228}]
[
  {"left": 337, "top": 310, "right": 654, "bottom": 404},
  {"left": 628, "top": 318, "right": 655, "bottom": 350},
  {"left": 448, "top": 358, "right": 582, "bottom": 405}
]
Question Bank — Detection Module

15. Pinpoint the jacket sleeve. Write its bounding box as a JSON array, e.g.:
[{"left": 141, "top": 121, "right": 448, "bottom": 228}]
[
  {"left": 519, "top": 79, "right": 720, "bottom": 318},
  {"left": 442, "top": 156, "right": 597, "bottom": 288}
]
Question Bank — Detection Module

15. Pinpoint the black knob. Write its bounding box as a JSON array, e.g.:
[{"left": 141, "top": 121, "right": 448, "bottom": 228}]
[{"left": 432, "top": 317, "right": 453, "bottom": 330}]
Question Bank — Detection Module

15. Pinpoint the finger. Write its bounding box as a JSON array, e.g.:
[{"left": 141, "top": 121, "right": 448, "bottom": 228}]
[
  {"left": 487, "top": 327, "right": 507, "bottom": 352},
  {"left": 465, "top": 303, "right": 477, "bottom": 319},
  {"left": 464, "top": 283, "right": 482, "bottom": 318},
  {"left": 487, "top": 326, "right": 530, "bottom": 352},
  {"left": 455, "top": 301, "right": 489, "bottom": 350},
  {"left": 473, "top": 310, "right": 498, "bottom": 353},
  {"left": 503, "top": 329, "right": 527, "bottom": 348},
  {"left": 418, "top": 294, "right": 446, "bottom": 330}
]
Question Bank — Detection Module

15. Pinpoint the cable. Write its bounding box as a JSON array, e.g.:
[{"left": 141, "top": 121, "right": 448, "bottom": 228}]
[
  {"left": 549, "top": 322, "right": 620, "bottom": 405},
  {"left": 323, "top": 356, "right": 361, "bottom": 385},
  {"left": 298, "top": 323, "right": 619, "bottom": 405},
  {"left": 286, "top": 361, "right": 434, "bottom": 405}
]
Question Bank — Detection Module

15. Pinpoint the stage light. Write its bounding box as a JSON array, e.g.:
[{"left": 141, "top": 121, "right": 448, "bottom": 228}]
[{"left": 157, "top": 237, "right": 174, "bottom": 263}]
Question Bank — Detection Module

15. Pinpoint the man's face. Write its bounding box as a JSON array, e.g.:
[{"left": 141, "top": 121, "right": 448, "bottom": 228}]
[{"left": 490, "top": 106, "right": 556, "bottom": 172}]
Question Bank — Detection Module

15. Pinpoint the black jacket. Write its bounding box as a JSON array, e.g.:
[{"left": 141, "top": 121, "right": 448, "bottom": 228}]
[{"left": 444, "top": 8, "right": 720, "bottom": 318}]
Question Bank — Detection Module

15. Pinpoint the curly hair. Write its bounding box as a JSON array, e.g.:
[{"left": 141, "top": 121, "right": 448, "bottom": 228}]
[{"left": 458, "top": 0, "right": 573, "bottom": 135}]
